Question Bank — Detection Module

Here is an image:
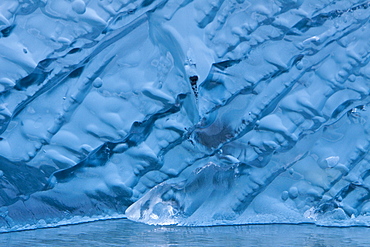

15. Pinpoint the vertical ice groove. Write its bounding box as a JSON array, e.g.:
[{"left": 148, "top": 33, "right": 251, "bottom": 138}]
[{"left": 2, "top": 0, "right": 370, "bottom": 231}]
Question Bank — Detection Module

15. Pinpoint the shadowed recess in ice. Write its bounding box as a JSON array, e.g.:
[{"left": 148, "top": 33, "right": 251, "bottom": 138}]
[{"left": 1, "top": 0, "right": 370, "bottom": 231}]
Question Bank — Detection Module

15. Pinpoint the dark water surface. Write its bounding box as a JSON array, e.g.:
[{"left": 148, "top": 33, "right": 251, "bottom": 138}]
[{"left": 0, "top": 219, "right": 369, "bottom": 246}]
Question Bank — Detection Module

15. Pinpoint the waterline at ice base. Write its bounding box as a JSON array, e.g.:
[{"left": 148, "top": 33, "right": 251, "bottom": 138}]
[{"left": 1, "top": 0, "right": 370, "bottom": 231}]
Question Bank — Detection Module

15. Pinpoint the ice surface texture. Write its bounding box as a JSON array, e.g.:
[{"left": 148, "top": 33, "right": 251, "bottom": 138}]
[{"left": 1, "top": 0, "right": 370, "bottom": 231}]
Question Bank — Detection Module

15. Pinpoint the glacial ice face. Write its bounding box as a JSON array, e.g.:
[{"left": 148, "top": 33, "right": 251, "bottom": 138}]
[{"left": 1, "top": 0, "right": 370, "bottom": 230}]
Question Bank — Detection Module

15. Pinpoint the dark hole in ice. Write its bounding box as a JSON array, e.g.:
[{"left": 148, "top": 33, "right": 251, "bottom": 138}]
[
  {"left": 68, "top": 48, "right": 82, "bottom": 54},
  {"left": 142, "top": 0, "right": 155, "bottom": 7},
  {"left": 15, "top": 72, "right": 47, "bottom": 90},
  {"left": 69, "top": 66, "right": 84, "bottom": 78},
  {"left": 214, "top": 59, "right": 240, "bottom": 70},
  {"left": 189, "top": 76, "right": 198, "bottom": 85},
  {"left": 177, "top": 93, "right": 187, "bottom": 101},
  {"left": 1, "top": 25, "right": 15, "bottom": 38}
]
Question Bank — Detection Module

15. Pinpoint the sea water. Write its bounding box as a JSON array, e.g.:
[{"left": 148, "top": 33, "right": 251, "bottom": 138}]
[{"left": 1, "top": 219, "right": 370, "bottom": 247}]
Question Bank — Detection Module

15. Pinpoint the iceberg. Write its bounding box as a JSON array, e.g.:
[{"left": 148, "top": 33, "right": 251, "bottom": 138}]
[{"left": 1, "top": 0, "right": 370, "bottom": 231}]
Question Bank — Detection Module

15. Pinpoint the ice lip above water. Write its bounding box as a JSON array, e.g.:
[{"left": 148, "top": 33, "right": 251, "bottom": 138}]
[{"left": 1, "top": 0, "right": 370, "bottom": 231}]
